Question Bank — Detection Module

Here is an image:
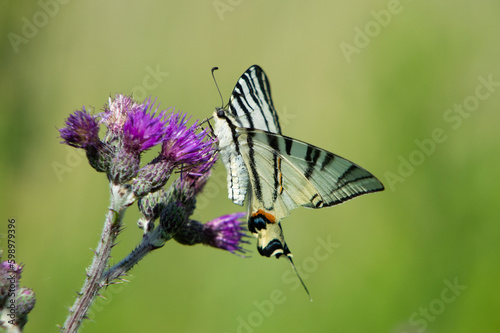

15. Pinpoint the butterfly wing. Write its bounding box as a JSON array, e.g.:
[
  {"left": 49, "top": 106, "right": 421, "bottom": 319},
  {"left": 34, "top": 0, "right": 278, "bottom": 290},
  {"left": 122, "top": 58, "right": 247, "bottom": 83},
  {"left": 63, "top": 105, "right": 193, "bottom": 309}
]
[
  {"left": 236, "top": 128, "right": 384, "bottom": 257},
  {"left": 215, "top": 65, "right": 281, "bottom": 206},
  {"left": 227, "top": 65, "right": 282, "bottom": 134}
]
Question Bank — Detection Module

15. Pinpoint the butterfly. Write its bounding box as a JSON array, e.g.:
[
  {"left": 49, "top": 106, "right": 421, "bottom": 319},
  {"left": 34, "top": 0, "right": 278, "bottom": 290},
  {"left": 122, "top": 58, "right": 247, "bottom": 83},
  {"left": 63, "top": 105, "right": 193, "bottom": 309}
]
[{"left": 212, "top": 65, "right": 384, "bottom": 296}]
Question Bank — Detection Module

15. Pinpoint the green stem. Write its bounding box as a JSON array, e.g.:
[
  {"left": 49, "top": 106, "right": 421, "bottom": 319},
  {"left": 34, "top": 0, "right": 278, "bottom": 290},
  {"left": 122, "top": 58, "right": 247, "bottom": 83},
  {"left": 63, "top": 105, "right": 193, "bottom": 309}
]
[
  {"left": 61, "top": 202, "right": 125, "bottom": 333},
  {"left": 101, "top": 239, "right": 155, "bottom": 284},
  {"left": 101, "top": 225, "right": 169, "bottom": 284}
]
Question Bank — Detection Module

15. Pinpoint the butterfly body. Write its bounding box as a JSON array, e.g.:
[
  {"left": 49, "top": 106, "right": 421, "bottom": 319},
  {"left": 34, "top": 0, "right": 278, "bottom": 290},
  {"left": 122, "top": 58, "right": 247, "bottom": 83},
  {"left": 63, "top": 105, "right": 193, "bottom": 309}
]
[
  {"left": 213, "top": 65, "right": 384, "bottom": 261},
  {"left": 213, "top": 108, "right": 249, "bottom": 206}
]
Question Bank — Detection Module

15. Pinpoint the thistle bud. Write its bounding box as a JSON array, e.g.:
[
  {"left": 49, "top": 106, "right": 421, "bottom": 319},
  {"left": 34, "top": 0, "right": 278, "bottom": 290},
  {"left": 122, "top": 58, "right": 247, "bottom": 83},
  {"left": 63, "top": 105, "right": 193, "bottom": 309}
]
[
  {"left": 13, "top": 288, "right": 36, "bottom": 320},
  {"left": 0, "top": 260, "right": 35, "bottom": 330},
  {"left": 159, "top": 201, "right": 189, "bottom": 238},
  {"left": 131, "top": 159, "right": 175, "bottom": 197},
  {"left": 174, "top": 213, "right": 248, "bottom": 255},
  {"left": 0, "top": 261, "right": 22, "bottom": 306},
  {"left": 137, "top": 189, "right": 169, "bottom": 233}
]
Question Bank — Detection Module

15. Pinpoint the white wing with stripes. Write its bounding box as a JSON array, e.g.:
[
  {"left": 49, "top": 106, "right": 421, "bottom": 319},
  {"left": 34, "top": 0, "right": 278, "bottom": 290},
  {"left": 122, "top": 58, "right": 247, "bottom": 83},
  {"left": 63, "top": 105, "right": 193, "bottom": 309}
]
[{"left": 227, "top": 65, "right": 281, "bottom": 134}]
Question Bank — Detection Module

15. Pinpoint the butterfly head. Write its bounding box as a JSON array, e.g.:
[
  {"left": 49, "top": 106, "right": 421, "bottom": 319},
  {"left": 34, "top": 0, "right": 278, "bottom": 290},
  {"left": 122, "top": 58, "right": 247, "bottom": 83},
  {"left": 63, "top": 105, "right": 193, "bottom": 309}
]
[{"left": 215, "top": 107, "right": 226, "bottom": 119}]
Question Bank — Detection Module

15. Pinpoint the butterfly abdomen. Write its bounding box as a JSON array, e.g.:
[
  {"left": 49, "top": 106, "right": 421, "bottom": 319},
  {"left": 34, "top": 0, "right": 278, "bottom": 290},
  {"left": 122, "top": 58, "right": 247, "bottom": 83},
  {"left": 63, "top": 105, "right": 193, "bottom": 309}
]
[
  {"left": 248, "top": 209, "right": 291, "bottom": 258},
  {"left": 258, "top": 238, "right": 291, "bottom": 259}
]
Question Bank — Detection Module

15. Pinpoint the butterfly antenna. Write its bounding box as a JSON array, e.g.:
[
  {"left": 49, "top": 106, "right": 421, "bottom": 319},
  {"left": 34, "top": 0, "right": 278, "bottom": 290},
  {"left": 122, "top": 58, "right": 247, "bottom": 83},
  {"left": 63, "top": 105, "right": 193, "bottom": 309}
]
[
  {"left": 286, "top": 255, "right": 313, "bottom": 302},
  {"left": 199, "top": 117, "right": 214, "bottom": 126},
  {"left": 211, "top": 67, "right": 224, "bottom": 108},
  {"left": 198, "top": 117, "right": 216, "bottom": 137}
]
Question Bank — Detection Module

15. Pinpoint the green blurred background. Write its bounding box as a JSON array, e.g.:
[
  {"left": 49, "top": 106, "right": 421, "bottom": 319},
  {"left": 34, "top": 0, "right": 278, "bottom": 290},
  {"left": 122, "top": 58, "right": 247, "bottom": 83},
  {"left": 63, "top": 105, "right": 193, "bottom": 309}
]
[{"left": 1, "top": 1, "right": 499, "bottom": 332}]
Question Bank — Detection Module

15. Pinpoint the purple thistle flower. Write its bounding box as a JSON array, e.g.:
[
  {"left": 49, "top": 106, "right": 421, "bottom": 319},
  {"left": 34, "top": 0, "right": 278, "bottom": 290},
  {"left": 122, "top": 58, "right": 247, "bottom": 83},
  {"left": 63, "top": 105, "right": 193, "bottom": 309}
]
[
  {"left": 178, "top": 150, "right": 218, "bottom": 196},
  {"left": 59, "top": 107, "right": 100, "bottom": 148},
  {"left": 59, "top": 108, "right": 111, "bottom": 173},
  {"left": 161, "top": 111, "right": 215, "bottom": 168},
  {"left": 186, "top": 148, "right": 218, "bottom": 176},
  {"left": 130, "top": 112, "right": 216, "bottom": 196},
  {"left": 122, "top": 99, "right": 169, "bottom": 153},
  {"left": 102, "top": 95, "right": 172, "bottom": 183},
  {"left": 101, "top": 95, "right": 169, "bottom": 153},
  {"left": 204, "top": 212, "right": 248, "bottom": 254},
  {"left": 100, "top": 94, "right": 144, "bottom": 133},
  {"left": 0, "top": 261, "right": 23, "bottom": 275}
]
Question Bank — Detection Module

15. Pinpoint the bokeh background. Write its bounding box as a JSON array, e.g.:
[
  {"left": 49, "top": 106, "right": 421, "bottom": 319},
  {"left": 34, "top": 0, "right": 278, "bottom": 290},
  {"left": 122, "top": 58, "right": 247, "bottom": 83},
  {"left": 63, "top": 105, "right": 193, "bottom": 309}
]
[{"left": 1, "top": 1, "right": 499, "bottom": 332}]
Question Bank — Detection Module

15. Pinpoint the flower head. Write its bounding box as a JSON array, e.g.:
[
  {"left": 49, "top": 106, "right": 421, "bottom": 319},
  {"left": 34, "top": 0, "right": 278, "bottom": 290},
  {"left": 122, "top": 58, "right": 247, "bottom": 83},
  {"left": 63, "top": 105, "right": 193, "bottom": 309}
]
[
  {"left": 101, "top": 94, "right": 144, "bottom": 133},
  {"left": 101, "top": 95, "right": 171, "bottom": 183},
  {"left": 161, "top": 111, "right": 215, "bottom": 168},
  {"left": 122, "top": 98, "right": 169, "bottom": 153},
  {"left": 175, "top": 148, "right": 218, "bottom": 197},
  {"left": 186, "top": 148, "right": 218, "bottom": 176},
  {"left": 203, "top": 213, "right": 248, "bottom": 254},
  {"left": 173, "top": 213, "right": 248, "bottom": 255},
  {"left": 59, "top": 107, "right": 100, "bottom": 148}
]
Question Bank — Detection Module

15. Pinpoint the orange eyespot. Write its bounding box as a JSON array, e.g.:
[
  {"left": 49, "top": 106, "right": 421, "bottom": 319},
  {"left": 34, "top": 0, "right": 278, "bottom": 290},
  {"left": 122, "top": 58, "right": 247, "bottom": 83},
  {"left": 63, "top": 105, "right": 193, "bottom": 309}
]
[{"left": 252, "top": 209, "right": 276, "bottom": 224}]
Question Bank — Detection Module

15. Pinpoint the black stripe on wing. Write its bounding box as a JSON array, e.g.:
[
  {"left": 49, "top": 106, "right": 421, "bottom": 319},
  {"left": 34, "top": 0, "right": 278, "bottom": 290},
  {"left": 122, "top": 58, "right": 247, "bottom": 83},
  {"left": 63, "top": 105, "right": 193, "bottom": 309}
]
[
  {"left": 217, "top": 107, "right": 243, "bottom": 155},
  {"left": 228, "top": 65, "right": 281, "bottom": 134},
  {"left": 338, "top": 164, "right": 373, "bottom": 187},
  {"left": 320, "top": 152, "right": 335, "bottom": 171},
  {"left": 240, "top": 72, "right": 272, "bottom": 131},
  {"left": 246, "top": 131, "right": 263, "bottom": 202},
  {"left": 267, "top": 133, "right": 281, "bottom": 203},
  {"left": 285, "top": 137, "right": 293, "bottom": 155},
  {"left": 253, "top": 66, "right": 281, "bottom": 133},
  {"left": 304, "top": 145, "right": 321, "bottom": 180},
  {"left": 230, "top": 86, "right": 255, "bottom": 129}
]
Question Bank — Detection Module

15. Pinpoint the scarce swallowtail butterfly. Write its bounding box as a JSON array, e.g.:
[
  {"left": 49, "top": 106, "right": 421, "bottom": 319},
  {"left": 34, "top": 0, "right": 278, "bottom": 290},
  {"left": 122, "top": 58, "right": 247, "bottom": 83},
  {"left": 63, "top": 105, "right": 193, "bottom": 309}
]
[{"left": 212, "top": 65, "right": 384, "bottom": 297}]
